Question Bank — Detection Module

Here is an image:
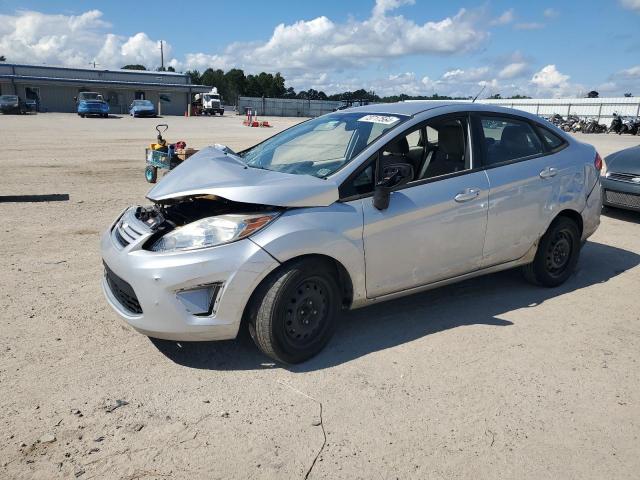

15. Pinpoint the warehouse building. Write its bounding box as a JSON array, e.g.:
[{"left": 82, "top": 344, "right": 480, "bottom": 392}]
[{"left": 0, "top": 63, "right": 209, "bottom": 115}]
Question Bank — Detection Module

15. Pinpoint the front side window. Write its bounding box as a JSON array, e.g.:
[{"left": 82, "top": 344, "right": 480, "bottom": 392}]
[
  {"left": 339, "top": 115, "right": 471, "bottom": 198},
  {"left": 379, "top": 116, "right": 469, "bottom": 183},
  {"left": 480, "top": 117, "right": 544, "bottom": 165},
  {"left": 240, "top": 112, "right": 408, "bottom": 178}
]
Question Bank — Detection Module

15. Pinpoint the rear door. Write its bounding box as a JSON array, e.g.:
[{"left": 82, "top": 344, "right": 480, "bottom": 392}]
[{"left": 472, "top": 114, "right": 564, "bottom": 266}]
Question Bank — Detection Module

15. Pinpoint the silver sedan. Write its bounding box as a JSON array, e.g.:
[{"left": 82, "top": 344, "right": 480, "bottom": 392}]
[{"left": 101, "top": 102, "right": 602, "bottom": 363}]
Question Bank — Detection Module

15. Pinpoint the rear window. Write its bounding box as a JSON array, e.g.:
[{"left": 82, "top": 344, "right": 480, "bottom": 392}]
[
  {"left": 538, "top": 127, "right": 565, "bottom": 150},
  {"left": 480, "top": 117, "right": 545, "bottom": 165}
]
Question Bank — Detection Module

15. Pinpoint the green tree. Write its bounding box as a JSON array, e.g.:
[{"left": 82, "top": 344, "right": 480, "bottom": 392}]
[
  {"left": 167, "top": 66, "right": 175, "bottom": 72},
  {"left": 122, "top": 64, "right": 147, "bottom": 70},
  {"left": 185, "top": 70, "right": 202, "bottom": 85},
  {"left": 224, "top": 68, "right": 247, "bottom": 102},
  {"left": 0, "top": 55, "right": 5, "bottom": 62}
]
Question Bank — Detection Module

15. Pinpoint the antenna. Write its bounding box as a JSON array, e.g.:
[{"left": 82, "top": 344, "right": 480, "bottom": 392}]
[{"left": 472, "top": 84, "right": 486, "bottom": 103}]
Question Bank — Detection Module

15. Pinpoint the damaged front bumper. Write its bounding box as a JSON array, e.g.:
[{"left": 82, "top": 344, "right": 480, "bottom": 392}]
[{"left": 101, "top": 207, "right": 280, "bottom": 341}]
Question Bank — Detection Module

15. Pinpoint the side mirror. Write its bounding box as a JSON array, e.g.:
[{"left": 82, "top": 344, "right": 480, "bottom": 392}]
[{"left": 373, "top": 163, "right": 414, "bottom": 210}]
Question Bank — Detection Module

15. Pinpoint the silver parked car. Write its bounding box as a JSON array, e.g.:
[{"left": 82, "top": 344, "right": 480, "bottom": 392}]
[{"left": 101, "top": 102, "right": 603, "bottom": 363}]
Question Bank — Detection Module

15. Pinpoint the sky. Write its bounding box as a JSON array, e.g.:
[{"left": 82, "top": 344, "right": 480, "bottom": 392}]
[{"left": 0, "top": 0, "right": 639, "bottom": 98}]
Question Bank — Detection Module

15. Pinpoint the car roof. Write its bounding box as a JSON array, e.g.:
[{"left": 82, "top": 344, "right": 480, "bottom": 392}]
[{"left": 344, "top": 101, "right": 552, "bottom": 124}]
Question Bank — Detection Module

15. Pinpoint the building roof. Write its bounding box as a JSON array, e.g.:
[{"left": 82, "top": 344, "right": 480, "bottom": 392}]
[{"left": 0, "top": 62, "right": 210, "bottom": 92}]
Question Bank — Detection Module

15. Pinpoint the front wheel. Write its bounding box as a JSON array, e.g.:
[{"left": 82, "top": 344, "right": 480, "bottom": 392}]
[
  {"left": 248, "top": 259, "right": 340, "bottom": 364},
  {"left": 522, "top": 216, "right": 581, "bottom": 287},
  {"left": 145, "top": 165, "right": 158, "bottom": 183}
]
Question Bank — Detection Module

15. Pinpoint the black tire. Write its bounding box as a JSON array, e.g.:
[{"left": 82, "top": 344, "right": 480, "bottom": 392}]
[
  {"left": 80, "top": 114, "right": 85, "bottom": 118},
  {"left": 145, "top": 165, "right": 158, "bottom": 183},
  {"left": 248, "top": 259, "right": 340, "bottom": 364},
  {"left": 522, "top": 216, "right": 581, "bottom": 287},
  {"left": 219, "top": 111, "right": 224, "bottom": 116}
]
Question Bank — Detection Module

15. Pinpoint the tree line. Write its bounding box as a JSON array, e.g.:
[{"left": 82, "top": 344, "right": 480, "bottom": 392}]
[{"left": 181, "top": 67, "right": 481, "bottom": 103}]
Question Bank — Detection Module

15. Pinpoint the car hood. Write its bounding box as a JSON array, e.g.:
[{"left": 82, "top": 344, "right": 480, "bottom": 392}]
[
  {"left": 146, "top": 146, "right": 340, "bottom": 207},
  {"left": 606, "top": 146, "right": 640, "bottom": 175}
]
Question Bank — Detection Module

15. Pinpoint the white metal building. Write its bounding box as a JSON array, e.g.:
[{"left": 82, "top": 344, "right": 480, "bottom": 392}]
[{"left": 0, "top": 63, "right": 209, "bottom": 115}]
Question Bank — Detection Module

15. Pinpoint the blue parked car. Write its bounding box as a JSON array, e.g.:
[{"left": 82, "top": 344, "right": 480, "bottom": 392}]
[
  {"left": 129, "top": 99, "right": 156, "bottom": 117},
  {"left": 76, "top": 92, "right": 109, "bottom": 118}
]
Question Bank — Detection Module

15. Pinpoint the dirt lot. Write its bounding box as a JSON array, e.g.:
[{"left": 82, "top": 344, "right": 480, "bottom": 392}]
[{"left": 1, "top": 113, "right": 639, "bottom": 480}]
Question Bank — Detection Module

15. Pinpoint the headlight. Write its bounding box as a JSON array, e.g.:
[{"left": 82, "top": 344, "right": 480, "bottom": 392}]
[{"left": 150, "top": 212, "right": 279, "bottom": 252}]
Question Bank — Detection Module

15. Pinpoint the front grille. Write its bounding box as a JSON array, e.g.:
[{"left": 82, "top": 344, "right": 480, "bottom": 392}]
[
  {"left": 112, "top": 209, "right": 149, "bottom": 248},
  {"left": 605, "top": 190, "right": 640, "bottom": 209},
  {"left": 104, "top": 263, "right": 143, "bottom": 314},
  {"left": 606, "top": 172, "right": 640, "bottom": 184}
]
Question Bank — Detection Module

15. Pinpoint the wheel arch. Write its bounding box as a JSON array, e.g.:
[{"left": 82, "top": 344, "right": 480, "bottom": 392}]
[
  {"left": 241, "top": 253, "right": 355, "bottom": 334},
  {"left": 553, "top": 208, "right": 583, "bottom": 237}
]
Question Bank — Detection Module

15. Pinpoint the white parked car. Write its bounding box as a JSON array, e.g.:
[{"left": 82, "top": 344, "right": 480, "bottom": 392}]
[{"left": 101, "top": 102, "right": 602, "bottom": 363}]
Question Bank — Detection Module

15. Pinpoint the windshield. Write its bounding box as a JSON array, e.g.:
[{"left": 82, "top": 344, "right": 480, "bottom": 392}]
[
  {"left": 79, "top": 93, "right": 102, "bottom": 101},
  {"left": 133, "top": 100, "right": 152, "bottom": 106},
  {"left": 0, "top": 95, "right": 18, "bottom": 102},
  {"left": 204, "top": 95, "right": 219, "bottom": 101},
  {"left": 240, "top": 112, "right": 408, "bottom": 178}
]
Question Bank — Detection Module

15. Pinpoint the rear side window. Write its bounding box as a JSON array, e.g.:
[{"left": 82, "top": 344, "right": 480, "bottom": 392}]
[
  {"left": 479, "top": 117, "right": 544, "bottom": 166},
  {"left": 537, "top": 127, "right": 565, "bottom": 150}
]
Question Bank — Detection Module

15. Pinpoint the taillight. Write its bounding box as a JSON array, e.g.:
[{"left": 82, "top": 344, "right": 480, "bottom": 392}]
[{"left": 594, "top": 152, "right": 603, "bottom": 171}]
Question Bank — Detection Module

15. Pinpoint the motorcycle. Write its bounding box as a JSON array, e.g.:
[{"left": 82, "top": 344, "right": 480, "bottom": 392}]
[{"left": 608, "top": 113, "right": 623, "bottom": 134}]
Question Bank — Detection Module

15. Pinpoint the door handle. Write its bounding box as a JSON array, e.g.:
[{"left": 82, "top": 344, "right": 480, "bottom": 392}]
[
  {"left": 539, "top": 167, "right": 558, "bottom": 179},
  {"left": 454, "top": 188, "right": 480, "bottom": 202}
]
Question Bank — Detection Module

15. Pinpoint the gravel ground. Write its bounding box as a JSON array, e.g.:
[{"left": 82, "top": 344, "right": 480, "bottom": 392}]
[{"left": 1, "top": 113, "right": 639, "bottom": 480}]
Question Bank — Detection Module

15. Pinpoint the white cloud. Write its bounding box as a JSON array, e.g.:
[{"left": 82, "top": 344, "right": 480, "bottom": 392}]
[
  {"left": 218, "top": 5, "right": 488, "bottom": 73},
  {"left": 0, "top": 10, "right": 172, "bottom": 69},
  {"left": 620, "top": 0, "right": 640, "bottom": 12},
  {"left": 442, "top": 67, "right": 489, "bottom": 82},
  {"left": 0, "top": 4, "right": 489, "bottom": 75},
  {"left": 619, "top": 65, "right": 640, "bottom": 78},
  {"left": 372, "top": 0, "right": 415, "bottom": 17},
  {"left": 543, "top": 8, "right": 559, "bottom": 18},
  {"left": 529, "top": 64, "right": 581, "bottom": 97},
  {"left": 498, "top": 62, "right": 528, "bottom": 79},
  {"left": 531, "top": 64, "right": 569, "bottom": 88},
  {"left": 490, "top": 9, "right": 515, "bottom": 26}
]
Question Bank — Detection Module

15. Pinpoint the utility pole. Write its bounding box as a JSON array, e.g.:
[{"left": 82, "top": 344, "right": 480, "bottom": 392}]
[
  {"left": 160, "top": 41, "right": 164, "bottom": 71},
  {"left": 89, "top": 61, "right": 99, "bottom": 68}
]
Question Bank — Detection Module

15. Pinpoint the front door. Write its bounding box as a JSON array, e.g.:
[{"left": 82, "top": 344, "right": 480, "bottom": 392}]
[{"left": 361, "top": 114, "right": 490, "bottom": 298}]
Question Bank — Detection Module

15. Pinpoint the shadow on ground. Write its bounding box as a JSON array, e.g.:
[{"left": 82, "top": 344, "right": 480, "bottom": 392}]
[
  {"left": 602, "top": 206, "right": 640, "bottom": 224},
  {"left": 151, "top": 241, "right": 639, "bottom": 371}
]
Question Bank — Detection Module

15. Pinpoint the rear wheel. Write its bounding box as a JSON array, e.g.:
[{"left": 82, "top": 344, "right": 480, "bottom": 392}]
[
  {"left": 145, "top": 166, "right": 158, "bottom": 183},
  {"left": 248, "top": 259, "right": 340, "bottom": 364},
  {"left": 522, "top": 216, "right": 580, "bottom": 287}
]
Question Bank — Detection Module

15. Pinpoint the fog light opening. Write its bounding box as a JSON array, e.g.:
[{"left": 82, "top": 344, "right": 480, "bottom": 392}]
[{"left": 176, "top": 284, "right": 222, "bottom": 316}]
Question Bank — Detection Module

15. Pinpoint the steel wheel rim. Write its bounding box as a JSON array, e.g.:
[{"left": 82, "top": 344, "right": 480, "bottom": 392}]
[
  {"left": 282, "top": 276, "right": 330, "bottom": 348},
  {"left": 545, "top": 229, "right": 573, "bottom": 277}
]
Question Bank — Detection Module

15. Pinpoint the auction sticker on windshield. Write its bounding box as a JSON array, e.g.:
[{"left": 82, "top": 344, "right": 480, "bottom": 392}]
[{"left": 358, "top": 115, "right": 400, "bottom": 125}]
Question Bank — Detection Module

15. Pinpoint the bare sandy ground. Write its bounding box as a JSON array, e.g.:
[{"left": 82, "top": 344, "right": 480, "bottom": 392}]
[{"left": 0, "top": 113, "right": 639, "bottom": 479}]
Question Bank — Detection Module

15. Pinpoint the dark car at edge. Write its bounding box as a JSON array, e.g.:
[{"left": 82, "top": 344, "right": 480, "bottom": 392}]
[{"left": 602, "top": 145, "right": 640, "bottom": 212}]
